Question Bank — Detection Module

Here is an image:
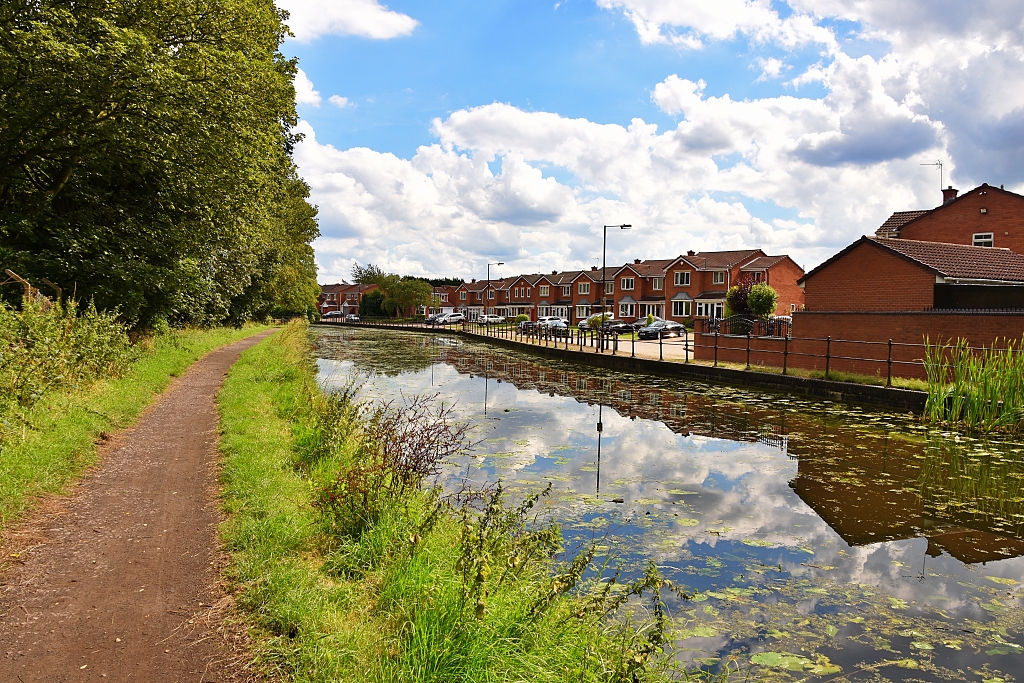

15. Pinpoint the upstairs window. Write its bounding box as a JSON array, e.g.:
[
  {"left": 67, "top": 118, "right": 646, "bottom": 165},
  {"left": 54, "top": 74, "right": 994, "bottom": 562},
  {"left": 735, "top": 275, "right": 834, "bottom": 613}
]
[
  {"left": 526, "top": 288, "right": 531, "bottom": 297},
  {"left": 539, "top": 285, "right": 549, "bottom": 297},
  {"left": 712, "top": 271, "right": 726, "bottom": 285},
  {"left": 488, "top": 290, "right": 495, "bottom": 299},
  {"left": 652, "top": 277, "right": 664, "bottom": 290},
  {"left": 578, "top": 282, "right": 590, "bottom": 295},
  {"left": 674, "top": 271, "right": 690, "bottom": 286},
  {"left": 973, "top": 232, "right": 994, "bottom": 247},
  {"left": 621, "top": 277, "right": 634, "bottom": 290},
  {"left": 562, "top": 285, "right": 572, "bottom": 297},
  {"left": 460, "top": 291, "right": 466, "bottom": 300},
  {"left": 605, "top": 282, "right": 614, "bottom": 294}
]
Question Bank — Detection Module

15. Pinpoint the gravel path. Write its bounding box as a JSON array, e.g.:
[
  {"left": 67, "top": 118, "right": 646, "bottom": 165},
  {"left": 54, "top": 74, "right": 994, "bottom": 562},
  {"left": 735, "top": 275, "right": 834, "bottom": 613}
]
[{"left": 0, "top": 330, "right": 275, "bottom": 682}]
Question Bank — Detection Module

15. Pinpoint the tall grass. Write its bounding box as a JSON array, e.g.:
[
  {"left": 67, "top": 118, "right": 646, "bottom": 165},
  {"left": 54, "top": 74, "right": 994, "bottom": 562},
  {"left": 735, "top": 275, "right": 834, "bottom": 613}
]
[
  {"left": 218, "top": 321, "right": 682, "bottom": 682},
  {"left": 923, "top": 336, "right": 1024, "bottom": 432}
]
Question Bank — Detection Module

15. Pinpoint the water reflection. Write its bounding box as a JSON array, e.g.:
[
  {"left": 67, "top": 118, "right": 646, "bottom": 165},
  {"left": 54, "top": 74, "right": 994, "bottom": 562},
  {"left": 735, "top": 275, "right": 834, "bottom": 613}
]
[{"left": 313, "top": 329, "right": 1024, "bottom": 681}]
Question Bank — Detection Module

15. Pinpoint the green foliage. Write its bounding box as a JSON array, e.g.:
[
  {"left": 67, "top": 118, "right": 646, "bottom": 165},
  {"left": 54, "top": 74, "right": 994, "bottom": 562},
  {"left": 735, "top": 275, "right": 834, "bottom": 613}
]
[
  {"left": 218, "top": 324, "right": 678, "bottom": 682},
  {"left": 724, "top": 279, "right": 753, "bottom": 318},
  {"left": 0, "top": 0, "right": 319, "bottom": 327},
  {"left": 587, "top": 313, "right": 610, "bottom": 328},
  {"left": 351, "top": 264, "right": 432, "bottom": 317},
  {"left": 359, "top": 290, "right": 385, "bottom": 318},
  {"left": 0, "top": 298, "right": 131, "bottom": 439},
  {"left": 1, "top": 324, "right": 265, "bottom": 530},
  {"left": 515, "top": 313, "right": 530, "bottom": 323},
  {"left": 646, "top": 313, "right": 656, "bottom": 326},
  {"left": 746, "top": 283, "right": 779, "bottom": 319},
  {"left": 923, "top": 336, "right": 1024, "bottom": 433}
]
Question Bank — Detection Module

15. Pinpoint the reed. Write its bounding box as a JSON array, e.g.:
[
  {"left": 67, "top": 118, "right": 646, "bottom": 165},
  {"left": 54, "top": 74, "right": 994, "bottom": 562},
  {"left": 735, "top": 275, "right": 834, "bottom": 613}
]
[{"left": 923, "top": 336, "right": 1024, "bottom": 433}]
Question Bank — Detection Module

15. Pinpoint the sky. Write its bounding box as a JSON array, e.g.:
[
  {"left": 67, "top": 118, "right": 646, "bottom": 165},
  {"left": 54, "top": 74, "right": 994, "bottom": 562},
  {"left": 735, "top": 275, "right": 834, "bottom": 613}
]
[{"left": 278, "top": 0, "right": 1024, "bottom": 284}]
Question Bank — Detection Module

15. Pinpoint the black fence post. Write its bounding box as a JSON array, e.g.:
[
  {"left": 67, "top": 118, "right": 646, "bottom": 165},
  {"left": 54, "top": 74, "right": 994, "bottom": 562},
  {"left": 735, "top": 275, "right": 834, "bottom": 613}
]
[
  {"left": 746, "top": 332, "right": 751, "bottom": 370},
  {"left": 631, "top": 332, "right": 635, "bottom": 358},
  {"left": 659, "top": 332, "right": 663, "bottom": 361},
  {"left": 783, "top": 335, "right": 789, "bottom": 375},
  {"left": 714, "top": 326, "right": 719, "bottom": 367},
  {"left": 825, "top": 336, "right": 832, "bottom": 380},
  {"left": 887, "top": 339, "right": 893, "bottom": 387}
]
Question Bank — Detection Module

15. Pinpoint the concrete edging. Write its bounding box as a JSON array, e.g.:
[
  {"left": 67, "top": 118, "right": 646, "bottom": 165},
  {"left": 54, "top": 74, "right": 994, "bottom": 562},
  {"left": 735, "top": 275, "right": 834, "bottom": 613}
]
[{"left": 313, "top": 321, "right": 927, "bottom": 413}]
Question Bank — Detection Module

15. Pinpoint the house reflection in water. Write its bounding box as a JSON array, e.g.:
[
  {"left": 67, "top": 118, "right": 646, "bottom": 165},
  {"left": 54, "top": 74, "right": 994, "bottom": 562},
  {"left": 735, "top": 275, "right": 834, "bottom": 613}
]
[{"left": 433, "top": 341, "right": 1024, "bottom": 566}]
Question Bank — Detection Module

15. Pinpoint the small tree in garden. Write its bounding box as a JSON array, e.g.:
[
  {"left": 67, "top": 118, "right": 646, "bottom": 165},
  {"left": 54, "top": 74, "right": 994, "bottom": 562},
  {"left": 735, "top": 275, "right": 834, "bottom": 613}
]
[
  {"left": 646, "top": 313, "right": 655, "bottom": 326},
  {"left": 747, "top": 283, "right": 779, "bottom": 319},
  {"left": 515, "top": 314, "right": 529, "bottom": 323},
  {"left": 724, "top": 277, "right": 755, "bottom": 317}
]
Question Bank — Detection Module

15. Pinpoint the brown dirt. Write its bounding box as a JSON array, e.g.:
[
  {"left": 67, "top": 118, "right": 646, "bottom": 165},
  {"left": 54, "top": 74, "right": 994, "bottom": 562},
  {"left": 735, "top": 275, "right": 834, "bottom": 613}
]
[{"left": 0, "top": 330, "right": 275, "bottom": 682}]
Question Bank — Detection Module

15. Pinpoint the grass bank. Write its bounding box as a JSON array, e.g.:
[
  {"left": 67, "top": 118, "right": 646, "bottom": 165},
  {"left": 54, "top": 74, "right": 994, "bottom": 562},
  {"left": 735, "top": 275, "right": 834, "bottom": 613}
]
[
  {"left": 0, "top": 325, "right": 268, "bottom": 532},
  {"left": 218, "top": 322, "right": 676, "bottom": 682}
]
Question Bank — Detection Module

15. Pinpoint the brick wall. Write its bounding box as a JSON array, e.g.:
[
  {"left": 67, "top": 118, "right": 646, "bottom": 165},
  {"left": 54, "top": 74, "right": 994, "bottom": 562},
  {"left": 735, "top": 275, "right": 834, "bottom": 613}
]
[
  {"left": 766, "top": 258, "right": 806, "bottom": 314},
  {"left": 693, "top": 311, "right": 1024, "bottom": 379},
  {"left": 802, "top": 240, "right": 935, "bottom": 311},
  {"left": 900, "top": 186, "right": 1024, "bottom": 254}
]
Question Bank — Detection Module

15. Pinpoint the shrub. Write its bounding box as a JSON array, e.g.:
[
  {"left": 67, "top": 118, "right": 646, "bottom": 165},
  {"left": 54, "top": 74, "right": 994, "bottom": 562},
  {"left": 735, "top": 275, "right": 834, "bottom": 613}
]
[
  {"left": 0, "top": 298, "right": 131, "bottom": 440},
  {"left": 515, "top": 314, "right": 529, "bottom": 323},
  {"left": 747, "top": 283, "right": 779, "bottom": 319}
]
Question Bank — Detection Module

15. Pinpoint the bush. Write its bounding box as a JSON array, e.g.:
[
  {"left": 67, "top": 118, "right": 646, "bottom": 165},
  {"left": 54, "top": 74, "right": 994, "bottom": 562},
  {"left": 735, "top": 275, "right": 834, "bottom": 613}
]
[
  {"left": 0, "top": 299, "right": 131, "bottom": 439},
  {"left": 747, "top": 283, "right": 779, "bottom": 318},
  {"left": 515, "top": 314, "right": 529, "bottom": 323}
]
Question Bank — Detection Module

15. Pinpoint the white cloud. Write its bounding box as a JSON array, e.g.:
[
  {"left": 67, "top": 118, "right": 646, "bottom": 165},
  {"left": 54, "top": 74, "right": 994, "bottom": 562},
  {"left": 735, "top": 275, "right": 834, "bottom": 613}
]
[
  {"left": 754, "top": 56, "right": 788, "bottom": 82},
  {"left": 329, "top": 94, "right": 352, "bottom": 108},
  {"left": 294, "top": 68, "right": 321, "bottom": 106},
  {"left": 278, "top": 0, "right": 418, "bottom": 42}
]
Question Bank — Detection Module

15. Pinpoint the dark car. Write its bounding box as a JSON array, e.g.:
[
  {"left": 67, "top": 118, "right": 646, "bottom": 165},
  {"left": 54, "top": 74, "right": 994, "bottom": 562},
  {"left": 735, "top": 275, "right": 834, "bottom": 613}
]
[
  {"left": 637, "top": 320, "right": 686, "bottom": 340},
  {"left": 604, "top": 320, "right": 634, "bottom": 334},
  {"left": 517, "top": 319, "right": 539, "bottom": 333},
  {"left": 630, "top": 316, "right": 664, "bottom": 331},
  {"left": 544, "top": 320, "right": 571, "bottom": 337}
]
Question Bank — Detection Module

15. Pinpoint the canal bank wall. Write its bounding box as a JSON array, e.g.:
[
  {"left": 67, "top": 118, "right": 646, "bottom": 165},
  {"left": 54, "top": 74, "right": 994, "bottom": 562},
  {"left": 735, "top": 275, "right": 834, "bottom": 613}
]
[{"left": 313, "top": 322, "right": 927, "bottom": 413}]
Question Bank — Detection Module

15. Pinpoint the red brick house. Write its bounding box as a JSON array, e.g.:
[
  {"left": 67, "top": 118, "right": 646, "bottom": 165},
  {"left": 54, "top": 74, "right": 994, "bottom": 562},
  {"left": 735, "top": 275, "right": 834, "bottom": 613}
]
[
  {"left": 318, "top": 283, "right": 378, "bottom": 316},
  {"left": 798, "top": 237, "right": 1024, "bottom": 312},
  {"left": 875, "top": 183, "right": 1024, "bottom": 255}
]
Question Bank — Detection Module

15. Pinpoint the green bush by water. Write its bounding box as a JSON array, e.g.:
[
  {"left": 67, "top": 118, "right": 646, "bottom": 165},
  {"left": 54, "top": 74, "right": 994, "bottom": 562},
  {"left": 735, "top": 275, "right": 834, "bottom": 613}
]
[
  {"left": 923, "top": 337, "right": 1024, "bottom": 433},
  {"left": 218, "top": 322, "right": 685, "bottom": 682}
]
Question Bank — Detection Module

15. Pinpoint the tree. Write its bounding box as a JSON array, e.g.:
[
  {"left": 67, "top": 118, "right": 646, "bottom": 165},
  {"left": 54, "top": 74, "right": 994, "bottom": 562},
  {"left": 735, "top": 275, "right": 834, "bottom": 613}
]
[
  {"left": 352, "top": 263, "right": 387, "bottom": 286},
  {"left": 360, "top": 290, "right": 385, "bottom": 317},
  {"left": 351, "top": 264, "right": 432, "bottom": 317},
  {"left": 724, "top": 277, "right": 755, "bottom": 318},
  {"left": 747, "top": 283, "right": 779, "bottom": 319},
  {"left": 0, "top": 0, "right": 319, "bottom": 327}
]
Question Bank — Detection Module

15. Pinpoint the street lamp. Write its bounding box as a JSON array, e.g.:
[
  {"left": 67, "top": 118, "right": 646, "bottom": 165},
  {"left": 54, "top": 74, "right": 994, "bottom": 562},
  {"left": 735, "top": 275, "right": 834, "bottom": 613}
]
[
  {"left": 601, "top": 224, "right": 631, "bottom": 316},
  {"left": 486, "top": 261, "right": 504, "bottom": 319}
]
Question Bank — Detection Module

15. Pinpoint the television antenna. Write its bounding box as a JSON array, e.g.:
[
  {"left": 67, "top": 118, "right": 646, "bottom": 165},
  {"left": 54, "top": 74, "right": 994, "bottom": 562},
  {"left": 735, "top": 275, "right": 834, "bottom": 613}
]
[{"left": 920, "top": 159, "right": 943, "bottom": 192}]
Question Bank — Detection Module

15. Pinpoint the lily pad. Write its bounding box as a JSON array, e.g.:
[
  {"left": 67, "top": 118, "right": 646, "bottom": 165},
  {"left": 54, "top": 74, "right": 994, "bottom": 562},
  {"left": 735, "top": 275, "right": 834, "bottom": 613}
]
[{"left": 751, "top": 651, "right": 812, "bottom": 671}]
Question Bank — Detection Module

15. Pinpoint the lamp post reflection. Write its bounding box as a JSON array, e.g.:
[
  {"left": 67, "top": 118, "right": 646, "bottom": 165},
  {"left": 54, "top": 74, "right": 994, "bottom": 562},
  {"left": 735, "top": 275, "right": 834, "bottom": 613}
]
[{"left": 596, "top": 403, "right": 603, "bottom": 495}]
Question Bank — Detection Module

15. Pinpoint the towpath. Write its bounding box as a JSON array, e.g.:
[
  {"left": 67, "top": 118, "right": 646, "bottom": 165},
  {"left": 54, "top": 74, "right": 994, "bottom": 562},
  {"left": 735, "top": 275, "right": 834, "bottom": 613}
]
[{"left": 0, "top": 330, "right": 275, "bottom": 682}]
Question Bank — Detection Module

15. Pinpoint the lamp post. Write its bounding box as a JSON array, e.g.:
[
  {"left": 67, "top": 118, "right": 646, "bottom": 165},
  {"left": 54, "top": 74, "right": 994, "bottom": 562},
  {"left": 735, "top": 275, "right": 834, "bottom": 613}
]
[
  {"left": 601, "top": 224, "right": 631, "bottom": 350},
  {"left": 486, "top": 261, "right": 504, "bottom": 325}
]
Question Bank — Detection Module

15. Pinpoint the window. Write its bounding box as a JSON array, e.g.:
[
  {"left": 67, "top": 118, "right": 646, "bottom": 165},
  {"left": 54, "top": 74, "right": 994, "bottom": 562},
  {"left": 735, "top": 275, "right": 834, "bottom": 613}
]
[
  {"left": 696, "top": 302, "right": 724, "bottom": 318},
  {"left": 578, "top": 282, "right": 591, "bottom": 294},
  {"left": 576, "top": 378, "right": 588, "bottom": 391},
  {"left": 973, "top": 232, "right": 994, "bottom": 247},
  {"left": 652, "top": 277, "right": 664, "bottom": 290},
  {"left": 672, "top": 300, "right": 691, "bottom": 317},
  {"left": 790, "top": 303, "right": 797, "bottom": 313},
  {"left": 621, "top": 277, "right": 634, "bottom": 290},
  {"left": 440, "top": 294, "right": 448, "bottom": 302},
  {"left": 488, "top": 289, "right": 495, "bottom": 299},
  {"left": 526, "top": 288, "right": 531, "bottom": 297},
  {"left": 539, "top": 285, "right": 549, "bottom": 297},
  {"left": 670, "top": 405, "right": 686, "bottom": 418},
  {"left": 562, "top": 285, "right": 572, "bottom": 297},
  {"left": 460, "top": 291, "right": 467, "bottom": 300},
  {"left": 619, "top": 302, "right": 635, "bottom": 317},
  {"left": 618, "top": 389, "right": 632, "bottom": 402},
  {"left": 674, "top": 271, "right": 690, "bottom": 286},
  {"left": 712, "top": 271, "right": 726, "bottom": 285},
  {"left": 605, "top": 282, "right": 615, "bottom": 294},
  {"left": 648, "top": 393, "right": 660, "bottom": 406},
  {"left": 576, "top": 304, "right": 590, "bottom": 319}
]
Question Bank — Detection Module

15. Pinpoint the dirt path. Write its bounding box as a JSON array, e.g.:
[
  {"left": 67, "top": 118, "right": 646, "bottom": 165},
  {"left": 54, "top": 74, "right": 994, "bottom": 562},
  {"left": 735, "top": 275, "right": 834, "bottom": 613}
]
[{"left": 0, "top": 330, "right": 275, "bottom": 682}]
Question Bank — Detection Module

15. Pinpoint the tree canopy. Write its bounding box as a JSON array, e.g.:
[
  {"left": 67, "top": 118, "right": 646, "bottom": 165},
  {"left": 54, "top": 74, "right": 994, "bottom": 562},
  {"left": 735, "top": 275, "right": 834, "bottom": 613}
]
[
  {"left": 351, "top": 263, "right": 433, "bottom": 317},
  {"left": 0, "top": 0, "right": 319, "bottom": 327}
]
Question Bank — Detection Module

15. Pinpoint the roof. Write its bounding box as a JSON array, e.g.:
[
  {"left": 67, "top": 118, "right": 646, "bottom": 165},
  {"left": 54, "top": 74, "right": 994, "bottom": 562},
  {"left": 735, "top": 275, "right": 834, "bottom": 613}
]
[
  {"left": 684, "top": 249, "right": 763, "bottom": 270},
  {"left": 740, "top": 255, "right": 789, "bottom": 271},
  {"left": 874, "top": 210, "right": 929, "bottom": 237},
  {"left": 695, "top": 290, "right": 728, "bottom": 300},
  {"left": 615, "top": 259, "right": 676, "bottom": 277},
  {"left": 799, "top": 237, "right": 1024, "bottom": 285}
]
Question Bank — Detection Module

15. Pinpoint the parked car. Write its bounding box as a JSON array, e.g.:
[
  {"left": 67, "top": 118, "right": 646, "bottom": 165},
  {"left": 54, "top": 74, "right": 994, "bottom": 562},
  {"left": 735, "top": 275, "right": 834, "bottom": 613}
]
[
  {"left": 537, "top": 315, "right": 569, "bottom": 327},
  {"left": 637, "top": 320, "right": 686, "bottom": 340},
  {"left": 544, "top": 320, "right": 571, "bottom": 337},
  {"left": 578, "top": 313, "right": 613, "bottom": 330},
  {"left": 322, "top": 310, "right": 344, "bottom": 319},
  {"left": 442, "top": 312, "right": 466, "bottom": 324},
  {"left": 517, "top": 319, "right": 539, "bottom": 333},
  {"left": 345, "top": 314, "right": 360, "bottom": 322},
  {"left": 630, "top": 316, "right": 664, "bottom": 331},
  {"left": 424, "top": 313, "right": 444, "bottom": 325},
  {"left": 478, "top": 314, "right": 506, "bottom": 324}
]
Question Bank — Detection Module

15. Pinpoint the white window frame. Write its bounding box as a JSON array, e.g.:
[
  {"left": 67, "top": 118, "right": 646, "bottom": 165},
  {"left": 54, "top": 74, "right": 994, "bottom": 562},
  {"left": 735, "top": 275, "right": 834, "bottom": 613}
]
[
  {"left": 562, "top": 285, "right": 572, "bottom": 297},
  {"left": 973, "top": 232, "right": 994, "bottom": 247},
  {"left": 539, "top": 285, "right": 549, "bottom": 297},
  {"left": 712, "top": 271, "right": 726, "bottom": 285},
  {"left": 488, "top": 290, "right": 495, "bottom": 299},
  {"left": 672, "top": 300, "right": 691, "bottom": 317},
  {"left": 440, "top": 294, "right": 448, "bottom": 302},
  {"left": 526, "top": 288, "right": 531, "bottom": 297},
  {"left": 696, "top": 302, "right": 724, "bottom": 318},
  {"left": 621, "top": 277, "right": 634, "bottom": 290},
  {"left": 578, "top": 282, "right": 591, "bottom": 295},
  {"left": 652, "top": 277, "right": 663, "bottom": 290},
  {"left": 619, "top": 302, "right": 635, "bottom": 317},
  {"left": 460, "top": 291, "right": 466, "bottom": 300},
  {"left": 605, "top": 281, "right": 615, "bottom": 294},
  {"left": 576, "top": 304, "right": 590, "bottom": 319},
  {"left": 674, "top": 271, "right": 690, "bottom": 286}
]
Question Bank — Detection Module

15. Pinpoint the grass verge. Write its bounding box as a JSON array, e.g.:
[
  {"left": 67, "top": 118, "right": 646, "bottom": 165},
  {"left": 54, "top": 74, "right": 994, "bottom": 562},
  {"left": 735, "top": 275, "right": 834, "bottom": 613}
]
[
  {"left": 218, "top": 322, "right": 679, "bottom": 682},
  {"left": 0, "top": 325, "right": 268, "bottom": 532}
]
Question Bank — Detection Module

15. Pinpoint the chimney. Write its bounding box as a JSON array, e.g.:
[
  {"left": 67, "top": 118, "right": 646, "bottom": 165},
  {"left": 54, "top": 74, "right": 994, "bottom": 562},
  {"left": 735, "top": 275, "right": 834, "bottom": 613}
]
[
  {"left": 687, "top": 250, "right": 696, "bottom": 256},
  {"left": 634, "top": 258, "right": 641, "bottom": 264},
  {"left": 471, "top": 278, "right": 476, "bottom": 283},
  {"left": 591, "top": 266, "right": 597, "bottom": 271},
  {"left": 942, "top": 186, "right": 958, "bottom": 204},
  {"left": 552, "top": 270, "right": 557, "bottom": 274}
]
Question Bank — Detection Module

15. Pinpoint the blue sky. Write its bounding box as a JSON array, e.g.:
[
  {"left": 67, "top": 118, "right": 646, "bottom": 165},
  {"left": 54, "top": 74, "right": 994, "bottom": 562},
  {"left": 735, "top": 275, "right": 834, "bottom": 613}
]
[{"left": 279, "top": 0, "right": 1024, "bottom": 282}]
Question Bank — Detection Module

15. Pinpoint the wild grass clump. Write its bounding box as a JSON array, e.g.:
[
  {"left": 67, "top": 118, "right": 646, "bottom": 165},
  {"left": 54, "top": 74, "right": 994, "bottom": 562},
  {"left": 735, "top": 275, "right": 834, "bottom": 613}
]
[
  {"left": 219, "top": 321, "right": 682, "bottom": 682},
  {"left": 923, "top": 336, "right": 1024, "bottom": 433},
  {"left": 0, "top": 298, "right": 132, "bottom": 440}
]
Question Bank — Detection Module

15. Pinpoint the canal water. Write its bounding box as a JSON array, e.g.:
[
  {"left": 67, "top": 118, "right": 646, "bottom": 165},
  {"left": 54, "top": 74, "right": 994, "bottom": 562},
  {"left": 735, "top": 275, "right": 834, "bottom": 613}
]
[{"left": 313, "top": 327, "right": 1024, "bottom": 682}]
